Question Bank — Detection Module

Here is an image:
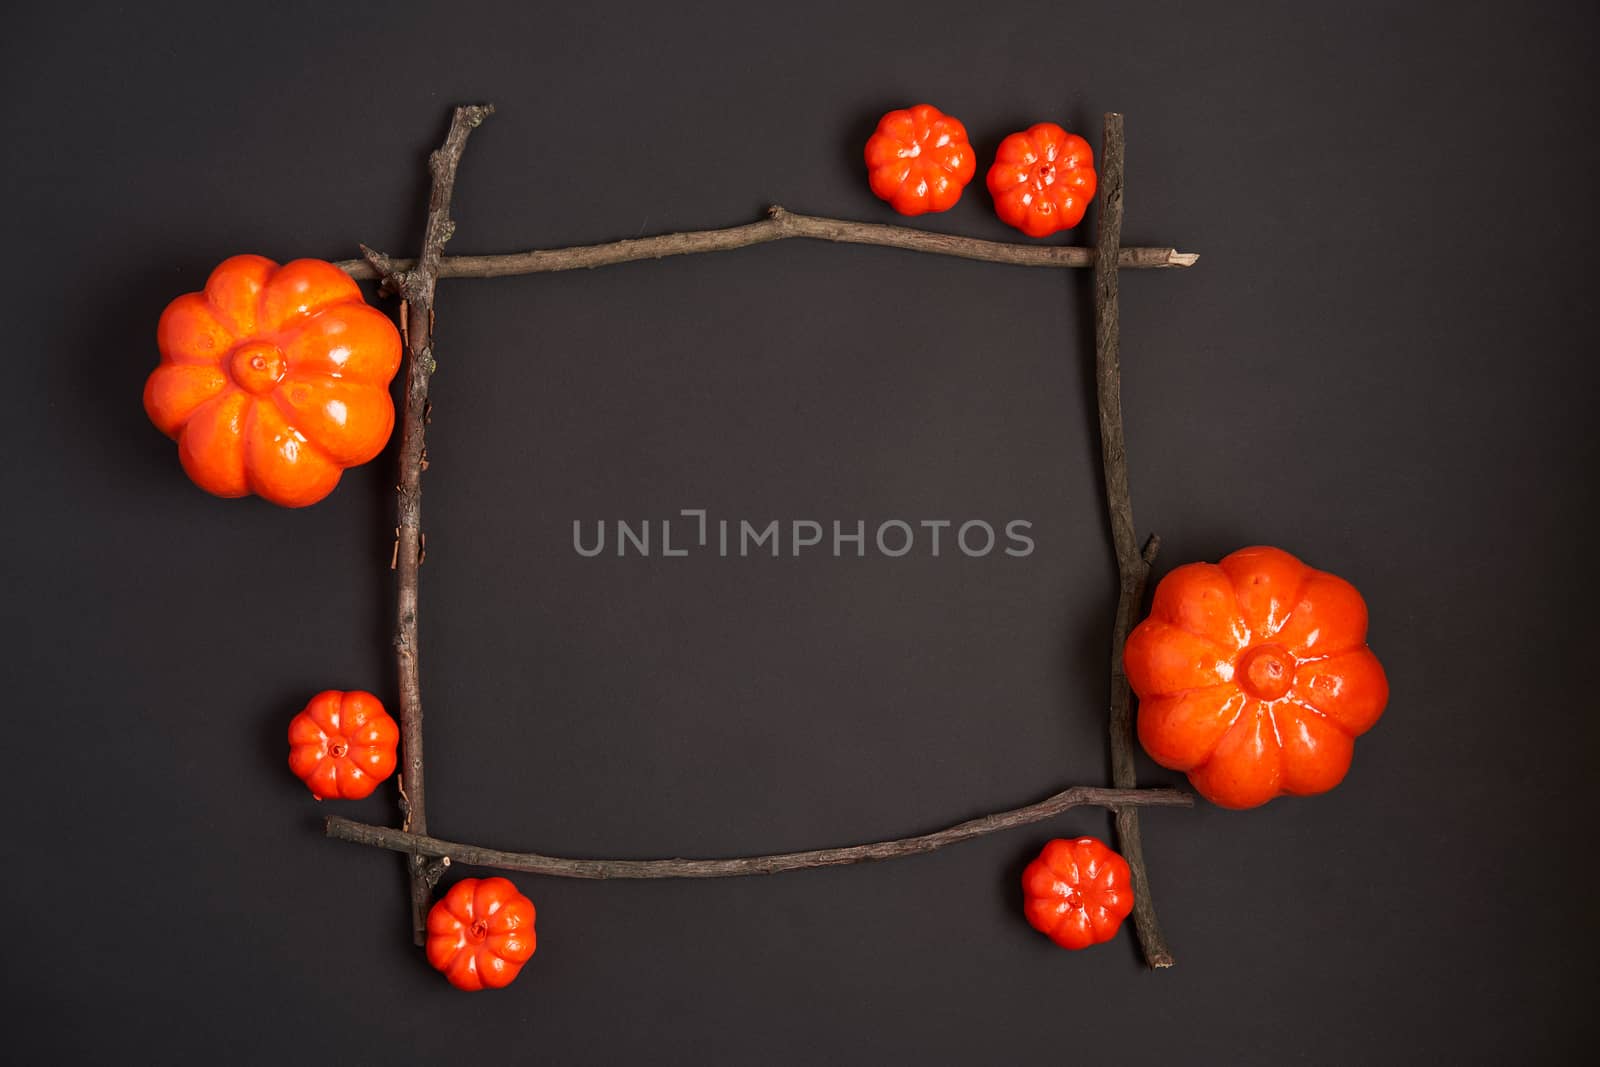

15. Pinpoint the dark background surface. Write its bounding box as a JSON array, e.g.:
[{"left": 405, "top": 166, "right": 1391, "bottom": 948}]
[{"left": 3, "top": 1, "right": 1596, "bottom": 1062}]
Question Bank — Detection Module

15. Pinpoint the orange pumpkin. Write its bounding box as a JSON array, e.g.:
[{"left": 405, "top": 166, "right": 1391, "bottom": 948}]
[
  {"left": 144, "top": 255, "right": 401, "bottom": 507},
  {"left": 986, "top": 123, "right": 1097, "bottom": 238},
  {"left": 287, "top": 690, "right": 399, "bottom": 801},
  {"left": 864, "top": 103, "right": 977, "bottom": 215},
  {"left": 1126, "top": 546, "right": 1390, "bottom": 809},
  {"left": 1021, "top": 837, "right": 1135, "bottom": 950},
  {"left": 427, "top": 878, "right": 538, "bottom": 991}
]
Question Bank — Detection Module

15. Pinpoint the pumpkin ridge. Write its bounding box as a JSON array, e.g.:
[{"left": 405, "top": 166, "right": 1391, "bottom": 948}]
[
  {"left": 262, "top": 298, "right": 363, "bottom": 352},
  {"left": 1218, "top": 547, "right": 1306, "bottom": 639},
  {"left": 1282, "top": 698, "right": 1346, "bottom": 739},
  {"left": 447, "top": 951, "right": 479, "bottom": 990},
  {"left": 1136, "top": 687, "right": 1250, "bottom": 771},
  {"left": 264, "top": 388, "right": 353, "bottom": 468},
  {"left": 1264, "top": 565, "right": 1321, "bottom": 644},
  {"left": 1045, "top": 849, "right": 1079, "bottom": 883},
  {"left": 238, "top": 400, "right": 341, "bottom": 505},
  {"left": 276, "top": 396, "right": 347, "bottom": 476},
  {"left": 204, "top": 290, "right": 255, "bottom": 341},
  {"left": 1263, "top": 702, "right": 1285, "bottom": 748},
  {"left": 292, "top": 294, "right": 369, "bottom": 329},
  {"left": 475, "top": 879, "right": 512, "bottom": 921},
  {"left": 239, "top": 400, "right": 265, "bottom": 499},
  {"left": 1092, "top": 856, "right": 1125, "bottom": 888},
  {"left": 290, "top": 303, "right": 404, "bottom": 387},
  {"left": 1274, "top": 700, "right": 1359, "bottom": 796},
  {"left": 176, "top": 390, "right": 250, "bottom": 497},
  {"left": 337, "top": 694, "right": 367, "bottom": 731},
  {"left": 1149, "top": 680, "right": 1238, "bottom": 700},
  {"left": 325, "top": 756, "right": 347, "bottom": 798},
  {"left": 291, "top": 734, "right": 331, "bottom": 767},
  {"left": 1126, "top": 618, "right": 1239, "bottom": 695},
  {"left": 1292, "top": 585, "right": 1369, "bottom": 659},
  {"left": 1151, "top": 610, "right": 1239, "bottom": 655},
  {"left": 144, "top": 362, "right": 231, "bottom": 436},
  {"left": 315, "top": 690, "right": 346, "bottom": 735},
  {"left": 1263, "top": 563, "right": 1315, "bottom": 641},
  {"left": 1284, "top": 695, "right": 1347, "bottom": 736},
  {"left": 1202, "top": 700, "right": 1280, "bottom": 778},
  {"left": 1204, "top": 692, "right": 1253, "bottom": 761},
  {"left": 157, "top": 292, "right": 239, "bottom": 366},
  {"left": 488, "top": 932, "right": 532, "bottom": 962},
  {"left": 256, "top": 260, "right": 365, "bottom": 333}
]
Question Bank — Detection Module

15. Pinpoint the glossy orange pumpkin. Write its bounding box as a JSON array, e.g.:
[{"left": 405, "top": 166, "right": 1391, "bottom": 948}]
[
  {"left": 1021, "top": 837, "right": 1134, "bottom": 950},
  {"left": 427, "top": 877, "right": 538, "bottom": 991},
  {"left": 1126, "top": 546, "right": 1390, "bottom": 809},
  {"left": 287, "top": 690, "right": 399, "bottom": 800},
  {"left": 864, "top": 103, "right": 977, "bottom": 215},
  {"left": 986, "top": 122, "right": 1097, "bottom": 238},
  {"left": 144, "top": 255, "right": 401, "bottom": 507}
]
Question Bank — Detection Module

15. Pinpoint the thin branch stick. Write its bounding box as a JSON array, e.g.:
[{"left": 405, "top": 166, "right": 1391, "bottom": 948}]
[
  {"left": 337, "top": 205, "right": 1196, "bottom": 280},
  {"left": 361, "top": 102, "right": 493, "bottom": 945},
  {"left": 1092, "top": 112, "right": 1174, "bottom": 969},
  {"left": 325, "top": 785, "right": 1191, "bottom": 879}
]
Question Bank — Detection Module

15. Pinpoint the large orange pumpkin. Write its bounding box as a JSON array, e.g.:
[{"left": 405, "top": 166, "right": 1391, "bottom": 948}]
[
  {"left": 144, "top": 255, "right": 401, "bottom": 507},
  {"left": 1125, "top": 546, "right": 1389, "bottom": 809}
]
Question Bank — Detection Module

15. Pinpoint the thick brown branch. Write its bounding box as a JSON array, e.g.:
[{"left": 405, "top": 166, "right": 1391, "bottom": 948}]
[
  {"left": 1093, "top": 112, "right": 1175, "bottom": 969},
  {"left": 325, "top": 785, "right": 1191, "bottom": 879},
  {"left": 361, "top": 102, "right": 493, "bottom": 946},
  {"left": 337, "top": 205, "right": 1196, "bottom": 279}
]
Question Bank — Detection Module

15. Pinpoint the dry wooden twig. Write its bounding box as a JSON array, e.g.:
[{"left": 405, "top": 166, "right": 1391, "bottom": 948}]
[
  {"left": 360, "top": 102, "right": 494, "bottom": 945},
  {"left": 338, "top": 205, "right": 1195, "bottom": 279},
  {"left": 326, "top": 785, "right": 1191, "bottom": 878},
  {"left": 1092, "top": 112, "right": 1174, "bottom": 968}
]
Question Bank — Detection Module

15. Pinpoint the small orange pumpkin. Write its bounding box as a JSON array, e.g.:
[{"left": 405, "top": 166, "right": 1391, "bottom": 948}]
[
  {"left": 287, "top": 690, "right": 399, "bottom": 801},
  {"left": 1021, "top": 837, "right": 1134, "bottom": 950},
  {"left": 144, "top": 255, "right": 401, "bottom": 507},
  {"left": 427, "top": 878, "right": 538, "bottom": 991},
  {"left": 986, "top": 123, "right": 1097, "bottom": 238},
  {"left": 864, "top": 103, "right": 977, "bottom": 215}
]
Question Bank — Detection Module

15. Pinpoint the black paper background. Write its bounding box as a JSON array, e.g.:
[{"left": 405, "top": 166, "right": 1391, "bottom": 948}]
[{"left": 3, "top": 1, "right": 1596, "bottom": 1062}]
